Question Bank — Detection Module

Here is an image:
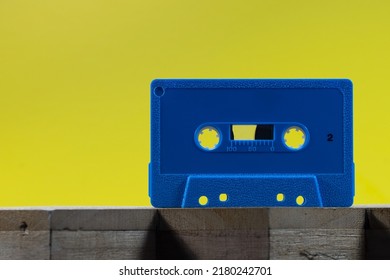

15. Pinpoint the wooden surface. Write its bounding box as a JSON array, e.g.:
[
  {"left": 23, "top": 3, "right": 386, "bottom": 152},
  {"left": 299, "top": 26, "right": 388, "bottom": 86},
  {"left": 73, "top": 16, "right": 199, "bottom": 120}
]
[
  {"left": 0, "top": 210, "right": 50, "bottom": 259},
  {"left": 0, "top": 208, "right": 389, "bottom": 259},
  {"left": 269, "top": 208, "right": 365, "bottom": 259},
  {"left": 52, "top": 231, "right": 155, "bottom": 259},
  {"left": 365, "top": 209, "right": 390, "bottom": 259},
  {"left": 157, "top": 209, "right": 269, "bottom": 259},
  {"left": 51, "top": 209, "right": 157, "bottom": 259}
]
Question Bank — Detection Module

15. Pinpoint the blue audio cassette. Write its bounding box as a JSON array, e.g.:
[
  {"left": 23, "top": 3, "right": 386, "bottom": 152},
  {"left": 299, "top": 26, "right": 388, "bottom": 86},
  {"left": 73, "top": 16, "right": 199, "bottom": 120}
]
[{"left": 149, "top": 79, "right": 354, "bottom": 207}]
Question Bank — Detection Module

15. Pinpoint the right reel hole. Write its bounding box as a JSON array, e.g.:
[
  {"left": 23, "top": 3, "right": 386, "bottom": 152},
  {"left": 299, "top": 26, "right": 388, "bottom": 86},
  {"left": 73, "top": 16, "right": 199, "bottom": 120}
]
[{"left": 283, "top": 126, "right": 306, "bottom": 150}]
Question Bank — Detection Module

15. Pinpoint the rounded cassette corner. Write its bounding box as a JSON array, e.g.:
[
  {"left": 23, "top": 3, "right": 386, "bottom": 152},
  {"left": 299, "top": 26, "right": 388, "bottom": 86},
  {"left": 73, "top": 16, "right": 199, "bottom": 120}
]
[
  {"left": 339, "top": 78, "right": 353, "bottom": 94},
  {"left": 151, "top": 80, "right": 165, "bottom": 98},
  {"left": 342, "top": 196, "right": 355, "bottom": 207},
  {"left": 149, "top": 196, "right": 160, "bottom": 208},
  {"left": 150, "top": 194, "right": 167, "bottom": 208},
  {"left": 150, "top": 79, "right": 162, "bottom": 88},
  {"left": 341, "top": 78, "right": 353, "bottom": 87}
]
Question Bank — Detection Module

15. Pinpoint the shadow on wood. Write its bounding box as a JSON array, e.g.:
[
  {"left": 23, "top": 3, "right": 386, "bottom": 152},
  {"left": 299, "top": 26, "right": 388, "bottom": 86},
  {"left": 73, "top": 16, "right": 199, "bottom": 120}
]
[
  {"left": 156, "top": 209, "right": 269, "bottom": 260},
  {"left": 365, "top": 209, "right": 390, "bottom": 259},
  {"left": 50, "top": 209, "right": 158, "bottom": 259},
  {"left": 156, "top": 213, "right": 197, "bottom": 259}
]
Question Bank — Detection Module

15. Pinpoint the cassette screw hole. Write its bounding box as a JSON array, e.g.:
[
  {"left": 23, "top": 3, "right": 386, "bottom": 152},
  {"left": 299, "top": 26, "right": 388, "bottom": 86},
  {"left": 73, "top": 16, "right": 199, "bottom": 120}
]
[
  {"left": 219, "top": 193, "right": 228, "bottom": 202},
  {"left": 276, "top": 193, "right": 284, "bottom": 202},
  {"left": 296, "top": 195, "right": 305, "bottom": 206},
  {"left": 199, "top": 195, "right": 208, "bottom": 206},
  {"left": 283, "top": 126, "right": 306, "bottom": 150},
  {"left": 197, "top": 126, "right": 221, "bottom": 151},
  {"left": 154, "top": 86, "right": 165, "bottom": 97}
]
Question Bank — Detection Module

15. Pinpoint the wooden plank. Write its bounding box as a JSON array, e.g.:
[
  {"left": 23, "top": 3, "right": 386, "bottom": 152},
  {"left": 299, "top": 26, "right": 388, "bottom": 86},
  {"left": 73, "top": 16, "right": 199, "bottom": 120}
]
[
  {"left": 157, "top": 229, "right": 268, "bottom": 259},
  {"left": 158, "top": 208, "right": 269, "bottom": 230},
  {"left": 1, "top": 207, "right": 390, "bottom": 260},
  {"left": 269, "top": 208, "right": 365, "bottom": 260},
  {"left": 51, "top": 231, "right": 155, "bottom": 259},
  {"left": 51, "top": 208, "right": 157, "bottom": 231},
  {"left": 0, "top": 210, "right": 50, "bottom": 259},
  {"left": 269, "top": 208, "right": 365, "bottom": 229},
  {"left": 157, "top": 209, "right": 269, "bottom": 259},
  {"left": 270, "top": 229, "right": 364, "bottom": 260},
  {"left": 51, "top": 209, "right": 157, "bottom": 259},
  {"left": 365, "top": 208, "right": 390, "bottom": 259},
  {"left": 0, "top": 210, "right": 49, "bottom": 231}
]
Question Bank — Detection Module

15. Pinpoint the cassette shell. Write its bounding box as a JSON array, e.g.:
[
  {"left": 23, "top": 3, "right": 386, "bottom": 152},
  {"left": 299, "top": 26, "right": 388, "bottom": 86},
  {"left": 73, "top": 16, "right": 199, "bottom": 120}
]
[{"left": 149, "top": 79, "right": 354, "bottom": 208}]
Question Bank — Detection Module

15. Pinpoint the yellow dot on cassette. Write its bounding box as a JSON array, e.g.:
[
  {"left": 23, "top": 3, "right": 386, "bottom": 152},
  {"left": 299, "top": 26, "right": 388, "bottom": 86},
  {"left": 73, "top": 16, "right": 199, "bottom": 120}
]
[
  {"left": 283, "top": 126, "right": 306, "bottom": 150},
  {"left": 219, "top": 193, "right": 228, "bottom": 202},
  {"left": 276, "top": 193, "right": 284, "bottom": 202},
  {"left": 197, "top": 126, "right": 220, "bottom": 150},
  {"left": 296, "top": 195, "right": 305, "bottom": 206},
  {"left": 199, "top": 195, "right": 208, "bottom": 206}
]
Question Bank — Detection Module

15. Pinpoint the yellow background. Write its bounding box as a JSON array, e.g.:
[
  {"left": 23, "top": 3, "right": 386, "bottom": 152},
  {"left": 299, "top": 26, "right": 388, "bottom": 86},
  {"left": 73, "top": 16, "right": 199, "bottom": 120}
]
[{"left": 0, "top": 0, "right": 389, "bottom": 206}]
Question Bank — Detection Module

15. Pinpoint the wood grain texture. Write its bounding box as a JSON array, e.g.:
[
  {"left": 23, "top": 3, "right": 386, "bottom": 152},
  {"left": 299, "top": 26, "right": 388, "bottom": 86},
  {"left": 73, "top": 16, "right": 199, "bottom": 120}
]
[
  {"left": 269, "top": 208, "right": 365, "bottom": 229},
  {"left": 157, "top": 209, "right": 269, "bottom": 259},
  {"left": 0, "top": 210, "right": 49, "bottom": 231},
  {"left": 51, "top": 209, "right": 157, "bottom": 231},
  {"left": 157, "top": 229, "right": 268, "bottom": 259},
  {"left": 51, "top": 230, "right": 155, "bottom": 259},
  {"left": 0, "top": 231, "right": 50, "bottom": 260},
  {"left": 50, "top": 209, "right": 157, "bottom": 259},
  {"left": 0, "top": 208, "right": 389, "bottom": 260},
  {"left": 0, "top": 210, "right": 50, "bottom": 259},
  {"left": 269, "top": 208, "right": 365, "bottom": 260},
  {"left": 270, "top": 229, "right": 364, "bottom": 259},
  {"left": 158, "top": 208, "right": 269, "bottom": 230}
]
